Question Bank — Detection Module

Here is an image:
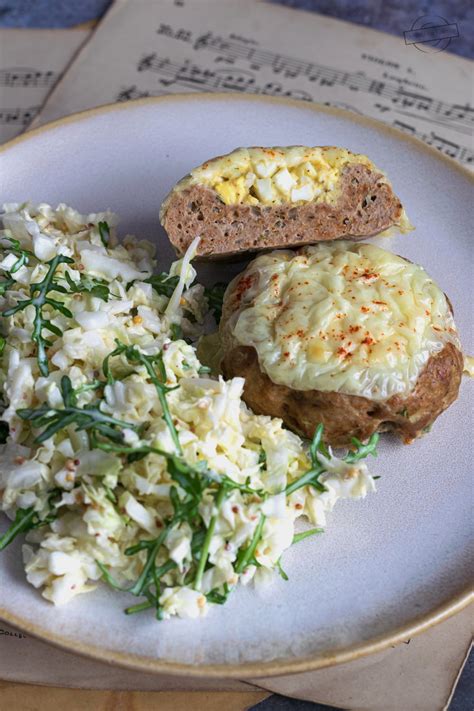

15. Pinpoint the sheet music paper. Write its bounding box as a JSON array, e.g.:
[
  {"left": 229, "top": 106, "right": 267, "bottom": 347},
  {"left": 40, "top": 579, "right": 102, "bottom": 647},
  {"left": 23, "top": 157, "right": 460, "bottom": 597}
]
[
  {"left": 1, "top": 607, "right": 472, "bottom": 710},
  {"left": 0, "top": 29, "right": 89, "bottom": 144},
  {"left": 0, "top": 5, "right": 472, "bottom": 704},
  {"left": 32, "top": 0, "right": 473, "bottom": 168}
]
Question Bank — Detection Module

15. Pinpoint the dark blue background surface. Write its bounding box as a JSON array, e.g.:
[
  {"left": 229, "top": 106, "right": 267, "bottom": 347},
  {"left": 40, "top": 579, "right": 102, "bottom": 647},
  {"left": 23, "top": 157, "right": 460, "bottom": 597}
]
[
  {"left": 0, "top": 2, "right": 471, "bottom": 709},
  {"left": 0, "top": 0, "right": 472, "bottom": 58}
]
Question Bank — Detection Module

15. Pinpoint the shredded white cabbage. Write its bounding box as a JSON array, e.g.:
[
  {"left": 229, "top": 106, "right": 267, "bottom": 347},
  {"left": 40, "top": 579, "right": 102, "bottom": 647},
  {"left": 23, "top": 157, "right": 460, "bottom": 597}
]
[{"left": 0, "top": 203, "right": 377, "bottom": 618}]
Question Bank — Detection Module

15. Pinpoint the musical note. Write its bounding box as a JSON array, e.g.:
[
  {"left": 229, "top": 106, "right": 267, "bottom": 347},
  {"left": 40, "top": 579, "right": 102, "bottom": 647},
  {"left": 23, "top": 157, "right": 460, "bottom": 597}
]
[
  {"left": 9, "top": 4, "right": 467, "bottom": 172},
  {"left": 193, "top": 32, "right": 473, "bottom": 133},
  {"left": 392, "top": 121, "right": 473, "bottom": 165},
  {"left": 441, "top": 104, "right": 474, "bottom": 121},
  {"left": 369, "top": 80, "right": 385, "bottom": 95},
  {"left": 193, "top": 32, "right": 214, "bottom": 52},
  {"left": 133, "top": 46, "right": 472, "bottom": 167},
  {"left": 424, "top": 132, "right": 460, "bottom": 159},
  {"left": 135, "top": 53, "right": 316, "bottom": 101},
  {"left": 216, "top": 68, "right": 255, "bottom": 92},
  {"left": 0, "top": 106, "right": 39, "bottom": 125},
  {"left": 272, "top": 56, "right": 302, "bottom": 79},
  {"left": 137, "top": 53, "right": 160, "bottom": 72},
  {"left": 116, "top": 85, "right": 150, "bottom": 102},
  {"left": 0, "top": 67, "right": 57, "bottom": 88},
  {"left": 393, "top": 120, "right": 416, "bottom": 135},
  {"left": 391, "top": 90, "right": 434, "bottom": 113},
  {"left": 0, "top": 26, "right": 89, "bottom": 142},
  {"left": 459, "top": 147, "right": 473, "bottom": 165}
]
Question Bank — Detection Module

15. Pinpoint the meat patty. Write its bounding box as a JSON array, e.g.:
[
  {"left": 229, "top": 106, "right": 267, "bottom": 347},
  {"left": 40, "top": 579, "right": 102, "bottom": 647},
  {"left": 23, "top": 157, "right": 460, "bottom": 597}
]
[
  {"left": 162, "top": 164, "right": 405, "bottom": 258},
  {"left": 221, "top": 343, "right": 463, "bottom": 447},
  {"left": 218, "top": 242, "right": 463, "bottom": 447},
  {"left": 160, "top": 146, "right": 409, "bottom": 258}
]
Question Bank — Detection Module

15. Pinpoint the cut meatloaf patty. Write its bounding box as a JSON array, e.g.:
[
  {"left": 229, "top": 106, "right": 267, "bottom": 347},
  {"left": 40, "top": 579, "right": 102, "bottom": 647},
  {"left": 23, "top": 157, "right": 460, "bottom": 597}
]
[{"left": 160, "top": 146, "right": 409, "bottom": 258}]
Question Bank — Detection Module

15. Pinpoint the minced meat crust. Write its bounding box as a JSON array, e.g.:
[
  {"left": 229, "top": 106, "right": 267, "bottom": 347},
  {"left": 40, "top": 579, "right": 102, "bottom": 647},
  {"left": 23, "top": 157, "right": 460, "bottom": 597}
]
[{"left": 220, "top": 343, "right": 463, "bottom": 447}]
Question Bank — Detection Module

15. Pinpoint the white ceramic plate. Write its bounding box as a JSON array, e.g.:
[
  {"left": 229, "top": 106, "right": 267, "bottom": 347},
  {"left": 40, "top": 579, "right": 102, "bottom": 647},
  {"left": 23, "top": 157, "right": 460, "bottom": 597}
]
[{"left": 0, "top": 95, "right": 472, "bottom": 677}]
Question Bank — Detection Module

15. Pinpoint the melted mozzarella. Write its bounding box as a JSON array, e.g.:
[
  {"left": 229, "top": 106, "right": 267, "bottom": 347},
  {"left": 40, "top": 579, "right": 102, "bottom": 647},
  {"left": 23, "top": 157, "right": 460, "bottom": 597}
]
[
  {"left": 222, "top": 242, "right": 460, "bottom": 400},
  {"left": 463, "top": 355, "right": 474, "bottom": 377}
]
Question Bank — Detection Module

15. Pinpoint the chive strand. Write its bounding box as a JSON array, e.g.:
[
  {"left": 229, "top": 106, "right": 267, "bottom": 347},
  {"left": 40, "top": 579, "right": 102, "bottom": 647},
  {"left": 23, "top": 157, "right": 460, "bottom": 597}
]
[
  {"left": 0, "top": 508, "right": 36, "bottom": 551},
  {"left": 125, "top": 600, "right": 154, "bottom": 615},
  {"left": 141, "top": 357, "right": 182, "bottom": 455},
  {"left": 235, "top": 514, "right": 266, "bottom": 574},
  {"left": 292, "top": 528, "right": 324, "bottom": 545},
  {"left": 129, "top": 528, "right": 168, "bottom": 596},
  {"left": 193, "top": 485, "right": 226, "bottom": 591},
  {"left": 285, "top": 467, "right": 325, "bottom": 496}
]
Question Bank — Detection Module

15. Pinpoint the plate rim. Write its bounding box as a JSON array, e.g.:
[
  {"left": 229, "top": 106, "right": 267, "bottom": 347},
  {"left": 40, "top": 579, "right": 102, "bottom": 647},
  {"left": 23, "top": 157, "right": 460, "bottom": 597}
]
[
  {"left": 0, "top": 92, "right": 472, "bottom": 678},
  {"left": 2, "top": 92, "right": 473, "bottom": 182}
]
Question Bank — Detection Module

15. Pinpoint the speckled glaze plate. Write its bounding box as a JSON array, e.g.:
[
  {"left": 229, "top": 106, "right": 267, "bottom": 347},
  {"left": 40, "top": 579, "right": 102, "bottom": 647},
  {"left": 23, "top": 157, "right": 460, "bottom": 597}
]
[{"left": 0, "top": 95, "right": 472, "bottom": 678}]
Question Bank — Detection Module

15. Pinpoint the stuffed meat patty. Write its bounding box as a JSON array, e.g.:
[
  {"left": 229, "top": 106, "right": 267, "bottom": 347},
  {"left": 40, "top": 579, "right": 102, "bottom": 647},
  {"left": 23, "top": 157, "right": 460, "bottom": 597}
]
[
  {"left": 161, "top": 146, "right": 410, "bottom": 258},
  {"left": 220, "top": 242, "right": 463, "bottom": 446}
]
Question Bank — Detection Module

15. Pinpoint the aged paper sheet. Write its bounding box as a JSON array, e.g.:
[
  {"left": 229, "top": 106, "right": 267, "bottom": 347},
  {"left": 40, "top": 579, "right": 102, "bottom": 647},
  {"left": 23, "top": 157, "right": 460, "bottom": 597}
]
[
  {"left": 1, "top": 3, "right": 472, "bottom": 707},
  {"left": 0, "top": 29, "right": 90, "bottom": 144},
  {"left": 33, "top": 0, "right": 473, "bottom": 167},
  {"left": 1, "top": 604, "right": 472, "bottom": 709}
]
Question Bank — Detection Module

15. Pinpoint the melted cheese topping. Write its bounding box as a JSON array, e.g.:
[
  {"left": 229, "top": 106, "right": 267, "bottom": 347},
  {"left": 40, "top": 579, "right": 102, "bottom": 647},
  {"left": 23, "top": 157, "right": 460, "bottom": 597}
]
[
  {"left": 222, "top": 242, "right": 460, "bottom": 400},
  {"left": 463, "top": 355, "right": 474, "bottom": 377},
  {"left": 172, "top": 146, "right": 378, "bottom": 207}
]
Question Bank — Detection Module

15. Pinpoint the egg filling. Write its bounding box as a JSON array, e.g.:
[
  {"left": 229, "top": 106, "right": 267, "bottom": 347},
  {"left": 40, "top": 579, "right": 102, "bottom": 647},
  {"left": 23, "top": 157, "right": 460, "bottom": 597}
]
[
  {"left": 223, "top": 242, "right": 460, "bottom": 400},
  {"left": 183, "top": 146, "right": 376, "bottom": 207}
]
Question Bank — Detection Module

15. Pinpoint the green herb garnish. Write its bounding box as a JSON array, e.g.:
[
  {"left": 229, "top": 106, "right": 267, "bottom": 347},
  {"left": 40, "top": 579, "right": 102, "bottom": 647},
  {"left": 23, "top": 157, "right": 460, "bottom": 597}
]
[
  {"left": 1, "top": 237, "right": 34, "bottom": 274},
  {"left": 17, "top": 374, "right": 141, "bottom": 444},
  {"left": 0, "top": 489, "right": 62, "bottom": 551},
  {"left": 170, "top": 322, "right": 183, "bottom": 341},
  {"left": 193, "top": 484, "right": 227, "bottom": 591},
  {"left": 0, "top": 277, "right": 14, "bottom": 295},
  {"left": 286, "top": 426, "right": 379, "bottom": 496},
  {"left": 206, "top": 583, "right": 231, "bottom": 605},
  {"left": 285, "top": 424, "right": 327, "bottom": 495},
  {"left": 344, "top": 433, "right": 379, "bottom": 463},
  {"left": 292, "top": 528, "right": 324, "bottom": 545},
  {"left": 103, "top": 340, "right": 182, "bottom": 455},
  {"left": 0, "top": 420, "right": 8, "bottom": 444},
  {"left": 63, "top": 271, "right": 110, "bottom": 302},
  {"left": 235, "top": 514, "right": 266, "bottom": 574},
  {"left": 0, "top": 508, "right": 36, "bottom": 551},
  {"left": 74, "top": 379, "right": 105, "bottom": 396},
  {"left": 204, "top": 282, "right": 226, "bottom": 323},
  {"left": 145, "top": 273, "right": 180, "bottom": 298},
  {"left": 0, "top": 237, "right": 30, "bottom": 294},
  {"left": 2, "top": 255, "right": 74, "bottom": 376},
  {"left": 98, "top": 221, "right": 110, "bottom": 247},
  {"left": 197, "top": 365, "right": 211, "bottom": 375},
  {"left": 275, "top": 558, "right": 289, "bottom": 581}
]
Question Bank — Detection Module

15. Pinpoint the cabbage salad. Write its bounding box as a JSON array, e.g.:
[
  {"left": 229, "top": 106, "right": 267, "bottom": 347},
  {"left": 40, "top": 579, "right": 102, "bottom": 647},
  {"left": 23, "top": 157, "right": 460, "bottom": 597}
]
[{"left": 0, "top": 203, "right": 378, "bottom": 620}]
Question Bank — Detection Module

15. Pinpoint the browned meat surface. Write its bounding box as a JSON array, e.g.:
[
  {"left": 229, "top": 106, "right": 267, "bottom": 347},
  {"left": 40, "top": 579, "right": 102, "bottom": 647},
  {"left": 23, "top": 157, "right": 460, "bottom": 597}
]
[{"left": 220, "top": 343, "right": 463, "bottom": 447}]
